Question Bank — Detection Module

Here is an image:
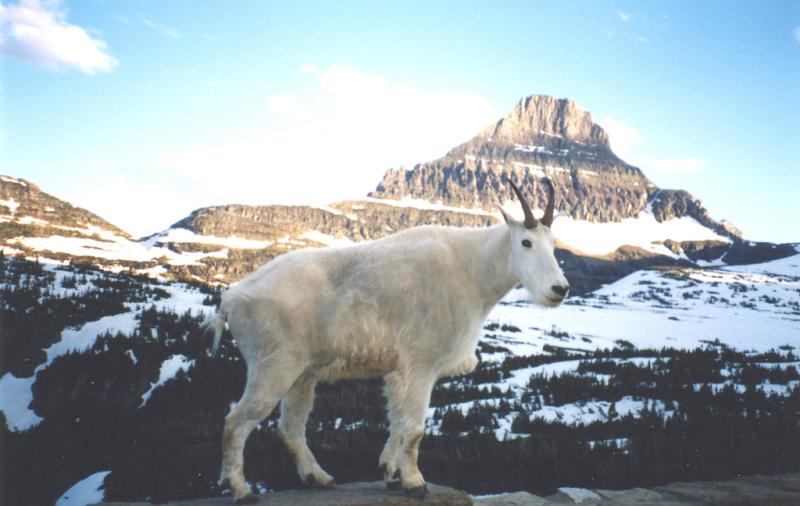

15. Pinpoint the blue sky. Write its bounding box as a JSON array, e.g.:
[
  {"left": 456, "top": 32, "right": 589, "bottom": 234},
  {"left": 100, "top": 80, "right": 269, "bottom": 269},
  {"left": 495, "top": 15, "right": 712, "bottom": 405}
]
[{"left": 1, "top": 0, "right": 799, "bottom": 241}]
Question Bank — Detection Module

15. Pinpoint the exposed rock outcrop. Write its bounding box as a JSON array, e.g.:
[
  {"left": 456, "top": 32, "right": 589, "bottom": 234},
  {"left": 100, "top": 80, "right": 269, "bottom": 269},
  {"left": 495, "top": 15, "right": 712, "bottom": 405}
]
[
  {"left": 93, "top": 473, "right": 800, "bottom": 505},
  {"left": 94, "top": 481, "right": 472, "bottom": 506},
  {"left": 169, "top": 202, "right": 496, "bottom": 244},
  {"left": 475, "top": 471, "right": 800, "bottom": 505}
]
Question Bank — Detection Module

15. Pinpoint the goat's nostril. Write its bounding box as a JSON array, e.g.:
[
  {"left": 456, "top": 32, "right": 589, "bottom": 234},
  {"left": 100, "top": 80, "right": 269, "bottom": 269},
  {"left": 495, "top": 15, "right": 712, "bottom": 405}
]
[{"left": 551, "top": 284, "right": 569, "bottom": 297}]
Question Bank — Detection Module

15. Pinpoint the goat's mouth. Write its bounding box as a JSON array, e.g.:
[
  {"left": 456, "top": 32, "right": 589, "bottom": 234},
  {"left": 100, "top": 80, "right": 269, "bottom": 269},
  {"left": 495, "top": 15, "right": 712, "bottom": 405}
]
[{"left": 540, "top": 295, "right": 565, "bottom": 307}]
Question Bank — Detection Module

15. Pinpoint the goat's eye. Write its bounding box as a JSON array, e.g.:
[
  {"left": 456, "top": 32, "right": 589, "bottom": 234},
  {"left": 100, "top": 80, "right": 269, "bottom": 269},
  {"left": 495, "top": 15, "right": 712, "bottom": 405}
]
[{"left": 521, "top": 239, "right": 532, "bottom": 248}]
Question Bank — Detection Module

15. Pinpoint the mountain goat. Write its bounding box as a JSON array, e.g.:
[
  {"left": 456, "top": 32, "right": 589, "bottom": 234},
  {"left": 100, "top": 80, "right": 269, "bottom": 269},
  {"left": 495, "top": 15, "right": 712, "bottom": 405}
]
[{"left": 210, "top": 179, "right": 569, "bottom": 503}]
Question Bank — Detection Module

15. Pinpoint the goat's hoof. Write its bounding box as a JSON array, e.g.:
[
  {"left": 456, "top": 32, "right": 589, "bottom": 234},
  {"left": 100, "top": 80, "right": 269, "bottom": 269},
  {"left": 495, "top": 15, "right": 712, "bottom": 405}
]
[
  {"left": 305, "top": 473, "right": 336, "bottom": 490},
  {"left": 235, "top": 493, "right": 261, "bottom": 504},
  {"left": 387, "top": 480, "right": 403, "bottom": 490},
  {"left": 405, "top": 484, "right": 428, "bottom": 499},
  {"left": 383, "top": 467, "right": 402, "bottom": 490}
]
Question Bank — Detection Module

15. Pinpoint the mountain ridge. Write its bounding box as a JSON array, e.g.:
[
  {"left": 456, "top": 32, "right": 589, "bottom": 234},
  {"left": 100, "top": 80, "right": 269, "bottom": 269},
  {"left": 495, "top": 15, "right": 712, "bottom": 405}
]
[
  {"left": 370, "top": 95, "right": 732, "bottom": 235},
  {"left": 3, "top": 93, "right": 796, "bottom": 289}
]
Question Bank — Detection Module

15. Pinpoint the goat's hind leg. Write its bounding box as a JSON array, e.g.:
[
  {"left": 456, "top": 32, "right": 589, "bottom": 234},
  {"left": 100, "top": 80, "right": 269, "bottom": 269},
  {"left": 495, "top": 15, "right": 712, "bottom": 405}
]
[
  {"left": 379, "top": 371, "right": 405, "bottom": 490},
  {"left": 221, "top": 353, "right": 303, "bottom": 503},
  {"left": 278, "top": 373, "right": 335, "bottom": 489}
]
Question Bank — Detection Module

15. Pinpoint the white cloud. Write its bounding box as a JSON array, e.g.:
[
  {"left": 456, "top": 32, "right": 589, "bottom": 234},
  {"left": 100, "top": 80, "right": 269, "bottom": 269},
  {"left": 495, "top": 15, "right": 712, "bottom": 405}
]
[
  {"left": 618, "top": 11, "right": 630, "bottom": 22},
  {"left": 300, "top": 63, "right": 319, "bottom": 74},
  {"left": 598, "top": 117, "right": 643, "bottom": 158},
  {"left": 599, "top": 117, "right": 704, "bottom": 173},
  {"left": 0, "top": 0, "right": 117, "bottom": 74},
  {"left": 153, "top": 64, "right": 498, "bottom": 208},
  {"left": 202, "top": 32, "right": 224, "bottom": 44},
  {"left": 794, "top": 26, "right": 800, "bottom": 44},
  {"left": 141, "top": 17, "right": 180, "bottom": 39}
]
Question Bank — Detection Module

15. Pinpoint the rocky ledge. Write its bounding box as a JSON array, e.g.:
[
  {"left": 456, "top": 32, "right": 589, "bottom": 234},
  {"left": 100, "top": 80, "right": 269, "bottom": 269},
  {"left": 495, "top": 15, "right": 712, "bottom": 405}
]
[{"left": 94, "top": 472, "right": 800, "bottom": 506}]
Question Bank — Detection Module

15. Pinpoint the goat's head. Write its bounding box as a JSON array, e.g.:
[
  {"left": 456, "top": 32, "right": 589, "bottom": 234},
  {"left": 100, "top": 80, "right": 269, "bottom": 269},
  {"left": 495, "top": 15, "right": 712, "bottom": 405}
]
[{"left": 500, "top": 178, "right": 570, "bottom": 307}]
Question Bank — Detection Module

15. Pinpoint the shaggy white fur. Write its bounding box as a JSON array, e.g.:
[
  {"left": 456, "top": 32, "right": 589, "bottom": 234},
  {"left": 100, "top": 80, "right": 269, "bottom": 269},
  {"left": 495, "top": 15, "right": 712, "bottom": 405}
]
[{"left": 211, "top": 199, "right": 568, "bottom": 502}]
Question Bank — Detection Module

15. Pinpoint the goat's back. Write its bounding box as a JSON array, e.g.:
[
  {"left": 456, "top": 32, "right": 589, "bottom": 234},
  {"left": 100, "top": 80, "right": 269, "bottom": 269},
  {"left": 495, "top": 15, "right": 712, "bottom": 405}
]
[{"left": 221, "top": 225, "right": 491, "bottom": 374}]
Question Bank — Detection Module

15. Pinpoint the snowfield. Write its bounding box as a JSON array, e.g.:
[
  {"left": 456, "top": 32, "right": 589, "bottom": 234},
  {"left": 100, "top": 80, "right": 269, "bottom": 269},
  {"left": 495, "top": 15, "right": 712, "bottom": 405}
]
[{"left": 484, "top": 253, "right": 800, "bottom": 355}]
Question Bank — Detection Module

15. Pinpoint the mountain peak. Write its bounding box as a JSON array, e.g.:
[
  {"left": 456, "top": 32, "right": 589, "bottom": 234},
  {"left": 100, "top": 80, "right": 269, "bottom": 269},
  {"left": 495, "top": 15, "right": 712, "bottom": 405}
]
[{"left": 476, "top": 95, "right": 610, "bottom": 148}]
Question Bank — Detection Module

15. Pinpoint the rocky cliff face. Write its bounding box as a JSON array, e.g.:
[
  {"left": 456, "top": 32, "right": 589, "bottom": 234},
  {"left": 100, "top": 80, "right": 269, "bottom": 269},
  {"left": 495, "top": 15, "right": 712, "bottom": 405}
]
[
  {"left": 650, "top": 189, "right": 741, "bottom": 238},
  {"left": 370, "top": 95, "right": 655, "bottom": 223},
  {"left": 171, "top": 202, "right": 496, "bottom": 244},
  {"left": 370, "top": 95, "right": 736, "bottom": 239},
  {"left": 161, "top": 202, "right": 499, "bottom": 284}
]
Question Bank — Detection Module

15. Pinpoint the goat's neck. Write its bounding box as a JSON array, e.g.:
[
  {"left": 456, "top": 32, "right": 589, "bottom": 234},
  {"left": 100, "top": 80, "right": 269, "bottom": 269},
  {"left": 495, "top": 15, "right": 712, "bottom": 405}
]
[{"left": 471, "top": 224, "right": 518, "bottom": 313}]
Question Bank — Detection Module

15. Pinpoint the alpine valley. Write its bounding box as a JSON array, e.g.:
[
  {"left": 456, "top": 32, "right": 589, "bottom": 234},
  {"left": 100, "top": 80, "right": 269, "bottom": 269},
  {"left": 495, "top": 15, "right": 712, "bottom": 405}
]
[{"left": 1, "top": 95, "right": 798, "bottom": 506}]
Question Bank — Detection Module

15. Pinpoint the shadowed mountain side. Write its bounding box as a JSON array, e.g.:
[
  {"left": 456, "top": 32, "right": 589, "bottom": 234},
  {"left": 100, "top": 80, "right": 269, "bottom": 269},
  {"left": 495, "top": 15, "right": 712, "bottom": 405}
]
[
  {"left": 0, "top": 175, "right": 130, "bottom": 241},
  {"left": 555, "top": 247, "right": 692, "bottom": 296}
]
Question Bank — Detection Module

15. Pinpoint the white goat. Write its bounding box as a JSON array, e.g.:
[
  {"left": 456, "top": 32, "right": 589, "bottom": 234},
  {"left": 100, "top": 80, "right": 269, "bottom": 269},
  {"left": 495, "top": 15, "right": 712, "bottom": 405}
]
[{"left": 210, "top": 179, "right": 569, "bottom": 503}]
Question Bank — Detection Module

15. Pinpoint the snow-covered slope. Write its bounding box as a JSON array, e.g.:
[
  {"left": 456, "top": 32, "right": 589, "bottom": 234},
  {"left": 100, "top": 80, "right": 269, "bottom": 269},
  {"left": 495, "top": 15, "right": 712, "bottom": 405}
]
[
  {"left": 552, "top": 208, "right": 730, "bottom": 257},
  {"left": 485, "top": 251, "right": 800, "bottom": 355},
  {"left": 427, "top": 250, "right": 800, "bottom": 439},
  {"left": 0, "top": 261, "right": 214, "bottom": 432}
]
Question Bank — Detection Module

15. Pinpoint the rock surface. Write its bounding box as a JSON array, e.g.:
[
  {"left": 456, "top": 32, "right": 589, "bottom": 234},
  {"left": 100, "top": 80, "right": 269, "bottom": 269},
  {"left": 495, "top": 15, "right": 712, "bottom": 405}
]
[
  {"left": 474, "top": 472, "right": 800, "bottom": 505},
  {"left": 93, "top": 473, "right": 800, "bottom": 506},
  {"left": 94, "top": 481, "right": 472, "bottom": 506}
]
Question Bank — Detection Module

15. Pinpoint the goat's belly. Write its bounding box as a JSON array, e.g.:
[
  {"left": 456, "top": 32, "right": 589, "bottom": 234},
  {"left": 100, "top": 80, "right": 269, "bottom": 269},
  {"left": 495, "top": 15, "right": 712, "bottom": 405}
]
[
  {"left": 315, "top": 349, "right": 399, "bottom": 381},
  {"left": 439, "top": 353, "right": 479, "bottom": 379}
]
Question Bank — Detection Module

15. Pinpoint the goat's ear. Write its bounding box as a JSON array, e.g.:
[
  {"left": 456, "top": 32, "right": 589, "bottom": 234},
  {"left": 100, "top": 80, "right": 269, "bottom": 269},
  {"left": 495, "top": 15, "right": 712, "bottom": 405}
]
[{"left": 496, "top": 203, "right": 519, "bottom": 228}]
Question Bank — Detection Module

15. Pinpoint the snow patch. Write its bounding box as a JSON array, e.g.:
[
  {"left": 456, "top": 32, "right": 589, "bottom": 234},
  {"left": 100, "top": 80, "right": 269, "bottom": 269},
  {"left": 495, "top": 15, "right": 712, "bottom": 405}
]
[
  {"left": 364, "top": 197, "right": 494, "bottom": 216},
  {"left": 43, "top": 312, "right": 139, "bottom": 369},
  {"left": 56, "top": 470, "right": 110, "bottom": 506},
  {"left": 0, "top": 175, "right": 26, "bottom": 186},
  {"left": 553, "top": 210, "right": 729, "bottom": 257},
  {"left": 558, "top": 487, "right": 602, "bottom": 503},
  {"left": 140, "top": 354, "right": 196, "bottom": 407},
  {"left": 299, "top": 231, "right": 354, "bottom": 247},
  {"left": 152, "top": 228, "right": 272, "bottom": 249},
  {"left": 0, "top": 373, "right": 43, "bottom": 431},
  {"left": 527, "top": 397, "right": 675, "bottom": 426},
  {"left": 0, "top": 198, "right": 20, "bottom": 213}
]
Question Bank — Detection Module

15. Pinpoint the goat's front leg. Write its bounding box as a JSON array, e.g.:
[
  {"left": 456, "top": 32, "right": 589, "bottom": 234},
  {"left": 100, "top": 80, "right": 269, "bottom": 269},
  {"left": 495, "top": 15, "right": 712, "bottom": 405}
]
[{"left": 395, "top": 372, "right": 436, "bottom": 498}]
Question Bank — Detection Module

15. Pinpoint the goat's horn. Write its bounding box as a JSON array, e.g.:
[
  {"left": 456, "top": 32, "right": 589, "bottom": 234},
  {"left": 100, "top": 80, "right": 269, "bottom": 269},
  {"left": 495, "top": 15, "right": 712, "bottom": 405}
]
[
  {"left": 541, "top": 177, "right": 555, "bottom": 227},
  {"left": 507, "top": 179, "right": 537, "bottom": 229}
]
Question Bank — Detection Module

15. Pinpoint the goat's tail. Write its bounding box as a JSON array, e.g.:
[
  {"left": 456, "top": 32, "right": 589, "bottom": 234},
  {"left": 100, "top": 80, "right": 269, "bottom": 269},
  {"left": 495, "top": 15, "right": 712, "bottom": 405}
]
[{"left": 205, "top": 306, "right": 227, "bottom": 356}]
